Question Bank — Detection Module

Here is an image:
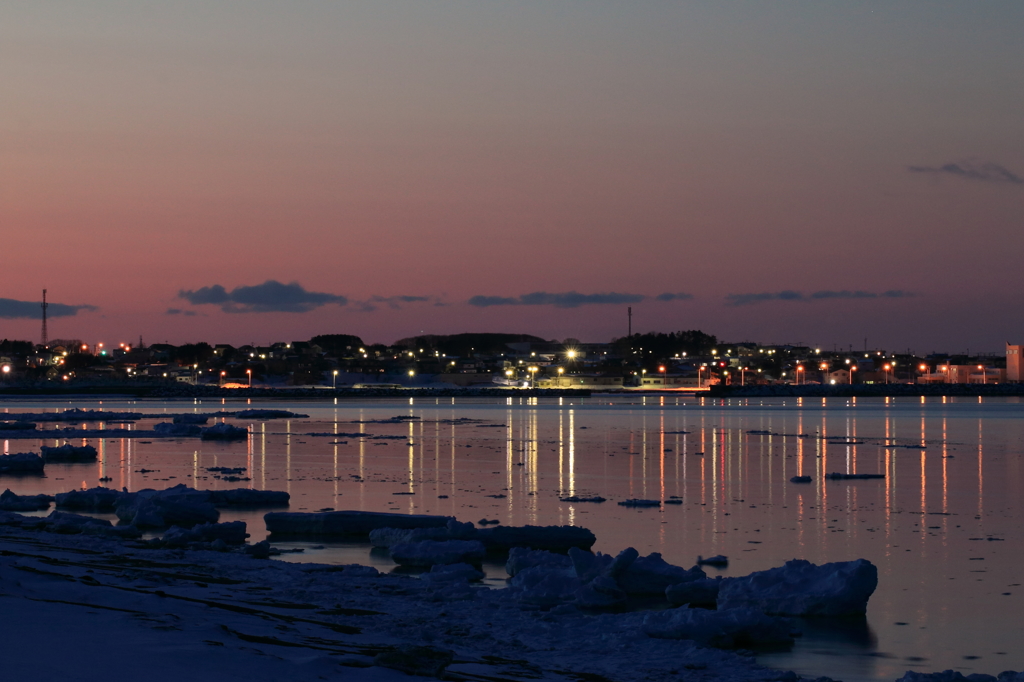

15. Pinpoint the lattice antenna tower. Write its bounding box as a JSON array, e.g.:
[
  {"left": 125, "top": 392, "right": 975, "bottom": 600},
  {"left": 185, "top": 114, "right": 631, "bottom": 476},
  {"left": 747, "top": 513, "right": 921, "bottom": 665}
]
[{"left": 41, "top": 289, "right": 48, "bottom": 348}]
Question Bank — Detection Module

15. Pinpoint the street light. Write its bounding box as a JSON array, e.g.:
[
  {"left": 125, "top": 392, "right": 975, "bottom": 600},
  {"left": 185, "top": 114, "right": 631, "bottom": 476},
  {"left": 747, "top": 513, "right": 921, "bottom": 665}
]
[
  {"left": 246, "top": 369, "right": 252, "bottom": 387},
  {"left": 796, "top": 365, "right": 804, "bottom": 385},
  {"left": 819, "top": 362, "right": 828, "bottom": 384},
  {"left": 528, "top": 366, "right": 538, "bottom": 387},
  {"left": 978, "top": 364, "right": 986, "bottom": 385},
  {"left": 849, "top": 365, "right": 856, "bottom": 384},
  {"left": 883, "top": 364, "right": 891, "bottom": 384},
  {"left": 333, "top": 369, "right": 338, "bottom": 389}
]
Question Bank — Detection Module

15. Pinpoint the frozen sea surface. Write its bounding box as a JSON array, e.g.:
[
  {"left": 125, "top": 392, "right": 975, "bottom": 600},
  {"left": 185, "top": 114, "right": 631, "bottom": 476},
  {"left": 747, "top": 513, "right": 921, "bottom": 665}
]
[{"left": 3, "top": 393, "right": 1024, "bottom": 681}]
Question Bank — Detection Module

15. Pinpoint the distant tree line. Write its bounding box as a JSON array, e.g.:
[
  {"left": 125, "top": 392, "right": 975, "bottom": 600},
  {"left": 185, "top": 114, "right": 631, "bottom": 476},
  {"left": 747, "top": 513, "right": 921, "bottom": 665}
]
[{"left": 612, "top": 330, "right": 718, "bottom": 359}]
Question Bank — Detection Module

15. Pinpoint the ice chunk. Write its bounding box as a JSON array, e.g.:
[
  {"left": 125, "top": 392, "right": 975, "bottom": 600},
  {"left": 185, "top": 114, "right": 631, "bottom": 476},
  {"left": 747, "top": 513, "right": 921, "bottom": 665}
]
[
  {"left": 40, "top": 444, "right": 98, "bottom": 462},
  {"left": 231, "top": 409, "right": 309, "bottom": 419},
  {"left": 55, "top": 486, "right": 123, "bottom": 512},
  {"left": 0, "top": 489, "right": 53, "bottom": 511},
  {"left": 421, "top": 562, "right": 485, "bottom": 583},
  {"left": 697, "top": 554, "right": 729, "bottom": 567},
  {"left": 0, "top": 422, "right": 36, "bottom": 431},
  {"left": 266, "top": 510, "right": 453, "bottom": 539},
  {"left": 208, "top": 488, "right": 289, "bottom": 507},
  {"left": 116, "top": 485, "right": 219, "bottom": 529},
  {"left": 45, "top": 510, "right": 113, "bottom": 534},
  {"left": 894, "top": 672, "right": 1024, "bottom": 682},
  {"left": 717, "top": 558, "right": 878, "bottom": 615},
  {"left": 666, "top": 577, "right": 722, "bottom": 607},
  {"left": 618, "top": 552, "right": 706, "bottom": 596},
  {"left": 790, "top": 475, "right": 812, "bottom": 483},
  {"left": 643, "top": 605, "right": 796, "bottom": 648},
  {"left": 476, "top": 524, "right": 596, "bottom": 552},
  {"left": 390, "top": 539, "right": 486, "bottom": 567},
  {"left": 574, "top": 574, "right": 628, "bottom": 610},
  {"left": 506, "top": 547, "right": 573, "bottom": 577},
  {"left": 559, "top": 495, "right": 606, "bottom": 503},
  {"left": 153, "top": 422, "right": 202, "bottom": 437},
  {"left": 0, "top": 453, "right": 45, "bottom": 475},
  {"left": 200, "top": 423, "right": 249, "bottom": 440},
  {"left": 172, "top": 414, "right": 209, "bottom": 424},
  {"left": 568, "top": 546, "right": 614, "bottom": 582},
  {"left": 162, "top": 521, "right": 249, "bottom": 547},
  {"left": 369, "top": 527, "right": 415, "bottom": 548},
  {"left": 617, "top": 499, "right": 661, "bottom": 507},
  {"left": 825, "top": 472, "right": 885, "bottom": 480},
  {"left": 510, "top": 565, "right": 582, "bottom": 609}
]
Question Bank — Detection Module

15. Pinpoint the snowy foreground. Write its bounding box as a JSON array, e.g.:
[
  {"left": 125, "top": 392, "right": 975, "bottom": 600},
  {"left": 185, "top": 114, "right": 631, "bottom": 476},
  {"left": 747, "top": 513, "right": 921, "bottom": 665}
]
[{"left": 0, "top": 520, "right": 1017, "bottom": 682}]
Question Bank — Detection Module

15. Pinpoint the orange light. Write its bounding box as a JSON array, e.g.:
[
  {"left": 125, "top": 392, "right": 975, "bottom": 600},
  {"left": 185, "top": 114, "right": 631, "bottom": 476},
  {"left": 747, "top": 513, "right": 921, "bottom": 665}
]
[{"left": 919, "top": 364, "right": 927, "bottom": 371}]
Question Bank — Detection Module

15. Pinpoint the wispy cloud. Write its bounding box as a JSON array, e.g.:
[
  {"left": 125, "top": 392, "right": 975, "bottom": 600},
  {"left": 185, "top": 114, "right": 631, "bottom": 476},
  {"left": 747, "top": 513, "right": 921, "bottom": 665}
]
[
  {"left": 178, "top": 281, "right": 347, "bottom": 313},
  {"left": 809, "top": 290, "right": 913, "bottom": 300},
  {"left": 654, "top": 292, "right": 695, "bottom": 302},
  {"left": 908, "top": 160, "right": 1022, "bottom": 185},
  {"left": 468, "top": 291, "right": 645, "bottom": 308},
  {"left": 726, "top": 290, "right": 913, "bottom": 306},
  {"left": 0, "top": 297, "right": 97, "bottom": 319},
  {"left": 353, "top": 295, "right": 438, "bottom": 313},
  {"left": 165, "top": 308, "right": 197, "bottom": 317},
  {"left": 725, "top": 291, "right": 803, "bottom": 306}
]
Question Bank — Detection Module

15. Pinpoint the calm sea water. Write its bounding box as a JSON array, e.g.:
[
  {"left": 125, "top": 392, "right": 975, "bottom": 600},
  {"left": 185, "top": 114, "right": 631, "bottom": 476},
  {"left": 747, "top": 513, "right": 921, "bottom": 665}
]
[{"left": 3, "top": 394, "right": 1023, "bottom": 681}]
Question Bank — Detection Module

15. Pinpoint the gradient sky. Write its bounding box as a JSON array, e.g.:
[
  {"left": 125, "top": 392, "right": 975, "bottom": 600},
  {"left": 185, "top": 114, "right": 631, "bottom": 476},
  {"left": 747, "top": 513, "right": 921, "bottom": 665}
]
[{"left": 2, "top": 2, "right": 1022, "bottom": 352}]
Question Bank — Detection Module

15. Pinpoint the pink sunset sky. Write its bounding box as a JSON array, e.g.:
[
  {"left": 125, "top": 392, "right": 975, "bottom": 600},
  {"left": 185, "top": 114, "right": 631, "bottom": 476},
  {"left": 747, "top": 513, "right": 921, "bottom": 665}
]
[{"left": 2, "top": 2, "right": 1022, "bottom": 353}]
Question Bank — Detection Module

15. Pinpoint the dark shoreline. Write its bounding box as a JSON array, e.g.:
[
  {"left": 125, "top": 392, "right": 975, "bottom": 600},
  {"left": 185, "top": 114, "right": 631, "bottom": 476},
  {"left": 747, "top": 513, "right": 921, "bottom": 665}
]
[
  {"left": 0, "top": 384, "right": 592, "bottom": 399},
  {"left": 706, "top": 383, "right": 1024, "bottom": 398}
]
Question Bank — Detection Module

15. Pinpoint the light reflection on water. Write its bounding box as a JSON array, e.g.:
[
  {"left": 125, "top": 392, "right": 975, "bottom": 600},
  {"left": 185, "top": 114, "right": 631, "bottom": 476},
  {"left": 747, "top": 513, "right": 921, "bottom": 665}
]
[{"left": 3, "top": 394, "right": 1024, "bottom": 681}]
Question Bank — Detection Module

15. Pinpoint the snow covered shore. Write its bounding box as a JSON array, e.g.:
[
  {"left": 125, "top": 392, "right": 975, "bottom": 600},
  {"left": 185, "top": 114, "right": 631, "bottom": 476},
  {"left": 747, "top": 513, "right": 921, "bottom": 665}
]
[
  {"left": 0, "top": 521, "right": 782, "bottom": 682},
  {"left": 0, "top": 519, "right": 1013, "bottom": 682}
]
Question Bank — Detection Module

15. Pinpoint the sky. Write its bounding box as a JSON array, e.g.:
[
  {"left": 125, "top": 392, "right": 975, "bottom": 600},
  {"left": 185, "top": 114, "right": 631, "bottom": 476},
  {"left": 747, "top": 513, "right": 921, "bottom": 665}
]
[{"left": 1, "top": 1, "right": 1022, "bottom": 353}]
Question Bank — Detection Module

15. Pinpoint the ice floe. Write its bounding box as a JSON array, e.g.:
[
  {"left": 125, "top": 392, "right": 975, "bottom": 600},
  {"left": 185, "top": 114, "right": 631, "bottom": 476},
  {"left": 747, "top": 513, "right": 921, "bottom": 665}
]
[
  {"left": 0, "top": 453, "right": 45, "bottom": 475},
  {"left": 40, "top": 443, "right": 98, "bottom": 462},
  {"left": 717, "top": 558, "right": 878, "bottom": 616},
  {"left": 643, "top": 605, "right": 797, "bottom": 649},
  {"left": 266, "top": 510, "right": 453, "bottom": 538},
  {"left": 200, "top": 423, "right": 249, "bottom": 440},
  {"left": 0, "top": 489, "right": 53, "bottom": 511},
  {"left": 390, "top": 539, "right": 487, "bottom": 567}
]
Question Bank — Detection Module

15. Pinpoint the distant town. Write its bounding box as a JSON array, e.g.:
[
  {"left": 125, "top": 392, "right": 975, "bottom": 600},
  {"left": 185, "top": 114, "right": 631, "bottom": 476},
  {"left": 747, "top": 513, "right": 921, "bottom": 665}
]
[{"left": 0, "top": 330, "right": 1020, "bottom": 391}]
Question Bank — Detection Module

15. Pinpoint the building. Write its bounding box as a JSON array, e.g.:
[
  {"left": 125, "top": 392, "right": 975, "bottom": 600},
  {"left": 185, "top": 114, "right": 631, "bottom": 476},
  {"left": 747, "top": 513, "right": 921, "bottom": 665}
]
[{"left": 1007, "top": 343, "right": 1024, "bottom": 381}]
